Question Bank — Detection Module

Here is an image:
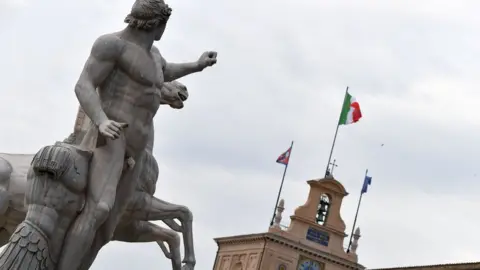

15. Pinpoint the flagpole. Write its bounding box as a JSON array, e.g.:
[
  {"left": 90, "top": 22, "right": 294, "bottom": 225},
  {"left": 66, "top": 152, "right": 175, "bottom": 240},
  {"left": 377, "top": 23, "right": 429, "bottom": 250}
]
[
  {"left": 324, "top": 86, "right": 349, "bottom": 177},
  {"left": 270, "top": 140, "right": 294, "bottom": 226},
  {"left": 347, "top": 169, "right": 368, "bottom": 253}
]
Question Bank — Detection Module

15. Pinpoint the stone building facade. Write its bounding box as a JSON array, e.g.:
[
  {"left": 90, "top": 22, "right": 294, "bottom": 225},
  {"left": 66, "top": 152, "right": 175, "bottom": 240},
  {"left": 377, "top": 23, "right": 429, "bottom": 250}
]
[
  {"left": 211, "top": 176, "right": 478, "bottom": 270},
  {"left": 212, "top": 177, "right": 364, "bottom": 270}
]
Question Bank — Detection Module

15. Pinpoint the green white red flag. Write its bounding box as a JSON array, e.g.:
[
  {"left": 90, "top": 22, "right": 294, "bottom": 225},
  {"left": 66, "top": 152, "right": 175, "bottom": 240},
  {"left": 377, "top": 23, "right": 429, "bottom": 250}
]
[{"left": 338, "top": 92, "right": 362, "bottom": 125}]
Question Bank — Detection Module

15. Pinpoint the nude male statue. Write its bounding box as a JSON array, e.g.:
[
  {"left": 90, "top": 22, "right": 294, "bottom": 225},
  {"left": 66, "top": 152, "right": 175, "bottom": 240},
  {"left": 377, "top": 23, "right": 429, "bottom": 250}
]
[{"left": 56, "top": 0, "right": 217, "bottom": 269}]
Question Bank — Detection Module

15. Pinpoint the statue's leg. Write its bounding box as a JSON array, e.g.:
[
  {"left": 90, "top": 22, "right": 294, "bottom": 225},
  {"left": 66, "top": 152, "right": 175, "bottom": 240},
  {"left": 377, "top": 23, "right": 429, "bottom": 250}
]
[
  {"left": 56, "top": 135, "right": 126, "bottom": 270},
  {"left": 77, "top": 155, "right": 144, "bottom": 270},
  {"left": 78, "top": 221, "right": 182, "bottom": 270},
  {"left": 114, "top": 221, "right": 181, "bottom": 270},
  {"left": 134, "top": 195, "right": 195, "bottom": 268},
  {"left": 101, "top": 152, "right": 144, "bottom": 242}
]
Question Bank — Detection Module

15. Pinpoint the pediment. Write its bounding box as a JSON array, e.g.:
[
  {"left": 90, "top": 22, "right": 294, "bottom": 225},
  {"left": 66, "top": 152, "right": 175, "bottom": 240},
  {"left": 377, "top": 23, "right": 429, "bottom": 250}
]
[{"left": 307, "top": 178, "right": 348, "bottom": 196}]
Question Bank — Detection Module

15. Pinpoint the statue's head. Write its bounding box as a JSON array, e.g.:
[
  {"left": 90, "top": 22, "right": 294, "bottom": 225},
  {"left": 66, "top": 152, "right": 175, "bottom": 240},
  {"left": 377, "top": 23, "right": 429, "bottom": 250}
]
[
  {"left": 124, "top": 0, "right": 172, "bottom": 41},
  {"left": 160, "top": 81, "right": 188, "bottom": 109}
]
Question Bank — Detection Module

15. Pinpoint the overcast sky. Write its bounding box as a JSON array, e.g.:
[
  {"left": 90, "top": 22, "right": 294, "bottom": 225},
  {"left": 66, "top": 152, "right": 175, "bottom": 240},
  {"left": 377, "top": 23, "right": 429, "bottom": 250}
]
[{"left": 1, "top": 0, "right": 480, "bottom": 269}]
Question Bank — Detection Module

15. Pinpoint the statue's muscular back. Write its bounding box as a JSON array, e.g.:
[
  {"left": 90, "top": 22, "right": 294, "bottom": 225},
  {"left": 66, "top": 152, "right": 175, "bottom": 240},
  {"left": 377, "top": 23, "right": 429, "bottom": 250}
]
[{"left": 96, "top": 32, "right": 164, "bottom": 157}]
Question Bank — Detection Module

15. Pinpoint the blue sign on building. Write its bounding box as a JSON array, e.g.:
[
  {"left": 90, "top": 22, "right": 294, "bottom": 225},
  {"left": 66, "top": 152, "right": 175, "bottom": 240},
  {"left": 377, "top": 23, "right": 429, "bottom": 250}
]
[{"left": 306, "top": 227, "right": 330, "bottom": 247}]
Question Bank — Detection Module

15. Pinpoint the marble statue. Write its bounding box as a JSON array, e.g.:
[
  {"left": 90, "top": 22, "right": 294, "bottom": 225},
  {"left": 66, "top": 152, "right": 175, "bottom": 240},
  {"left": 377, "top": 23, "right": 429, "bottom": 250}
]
[
  {"left": 73, "top": 82, "right": 195, "bottom": 270},
  {"left": 0, "top": 81, "right": 198, "bottom": 270},
  {"left": 58, "top": 0, "right": 216, "bottom": 267},
  {"left": 0, "top": 0, "right": 217, "bottom": 268}
]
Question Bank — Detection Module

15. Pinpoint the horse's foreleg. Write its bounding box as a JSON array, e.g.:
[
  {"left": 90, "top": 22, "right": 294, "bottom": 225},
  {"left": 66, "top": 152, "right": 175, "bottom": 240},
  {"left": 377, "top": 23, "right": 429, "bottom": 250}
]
[
  {"left": 138, "top": 196, "right": 195, "bottom": 268},
  {"left": 113, "top": 221, "right": 182, "bottom": 270},
  {"left": 149, "top": 198, "right": 183, "bottom": 232}
]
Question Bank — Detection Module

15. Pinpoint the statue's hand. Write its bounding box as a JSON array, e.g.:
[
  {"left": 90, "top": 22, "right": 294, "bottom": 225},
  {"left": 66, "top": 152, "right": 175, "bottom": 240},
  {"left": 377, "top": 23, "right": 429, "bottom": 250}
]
[
  {"left": 98, "top": 120, "right": 128, "bottom": 140},
  {"left": 197, "top": 51, "right": 217, "bottom": 70}
]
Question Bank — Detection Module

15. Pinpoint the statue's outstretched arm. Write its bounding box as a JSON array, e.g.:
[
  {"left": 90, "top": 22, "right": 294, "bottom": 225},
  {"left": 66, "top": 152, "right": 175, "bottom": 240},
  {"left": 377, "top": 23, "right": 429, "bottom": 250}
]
[
  {"left": 75, "top": 34, "right": 124, "bottom": 127},
  {"left": 154, "top": 47, "right": 218, "bottom": 82},
  {"left": 163, "top": 61, "right": 202, "bottom": 82}
]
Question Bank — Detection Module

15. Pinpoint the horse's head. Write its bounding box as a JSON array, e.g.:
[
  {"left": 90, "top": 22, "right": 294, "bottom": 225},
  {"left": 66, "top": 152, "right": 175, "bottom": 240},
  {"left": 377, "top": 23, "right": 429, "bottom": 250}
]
[{"left": 159, "top": 81, "right": 189, "bottom": 109}]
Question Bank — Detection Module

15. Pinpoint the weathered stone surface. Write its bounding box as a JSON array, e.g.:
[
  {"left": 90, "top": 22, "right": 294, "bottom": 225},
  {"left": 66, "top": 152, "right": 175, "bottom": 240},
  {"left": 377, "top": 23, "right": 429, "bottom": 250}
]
[{"left": 0, "top": 221, "right": 52, "bottom": 270}]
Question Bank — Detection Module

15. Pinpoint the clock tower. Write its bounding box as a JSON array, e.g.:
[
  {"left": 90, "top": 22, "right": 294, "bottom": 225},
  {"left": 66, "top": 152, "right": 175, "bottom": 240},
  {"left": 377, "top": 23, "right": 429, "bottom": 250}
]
[{"left": 212, "top": 176, "right": 365, "bottom": 270}]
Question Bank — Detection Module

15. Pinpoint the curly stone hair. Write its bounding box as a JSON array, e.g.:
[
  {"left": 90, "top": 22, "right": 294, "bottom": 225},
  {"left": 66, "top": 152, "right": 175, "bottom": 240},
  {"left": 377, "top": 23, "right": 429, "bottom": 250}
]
[{"left": 124, "top": 0, "right": 172, "bottom": 31}]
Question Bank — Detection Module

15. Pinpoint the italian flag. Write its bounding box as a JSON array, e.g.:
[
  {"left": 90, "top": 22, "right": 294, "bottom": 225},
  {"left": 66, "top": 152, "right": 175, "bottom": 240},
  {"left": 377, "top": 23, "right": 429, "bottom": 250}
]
[{"left": 338, "top": 92, "right": 362, "bottom": 125}]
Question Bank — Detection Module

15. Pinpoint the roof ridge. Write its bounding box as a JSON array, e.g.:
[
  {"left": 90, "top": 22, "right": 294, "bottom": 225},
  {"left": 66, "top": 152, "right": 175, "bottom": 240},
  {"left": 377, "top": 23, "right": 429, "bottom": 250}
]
[{"left": 372, "top": 261, "right": 480, "bottom": 270}]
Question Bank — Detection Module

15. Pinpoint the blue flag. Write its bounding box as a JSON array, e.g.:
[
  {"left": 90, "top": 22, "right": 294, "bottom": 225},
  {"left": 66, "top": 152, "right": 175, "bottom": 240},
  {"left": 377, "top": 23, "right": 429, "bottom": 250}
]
[{"left": 361, "top": 175, "right": 372, "bottom": 194}]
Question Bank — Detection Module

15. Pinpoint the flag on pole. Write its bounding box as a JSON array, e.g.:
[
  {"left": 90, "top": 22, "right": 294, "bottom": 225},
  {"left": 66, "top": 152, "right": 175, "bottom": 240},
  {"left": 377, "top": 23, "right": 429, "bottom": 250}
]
[
  {"left": 276, "top": 146, "right": 292, "bottom": 165},
  {"left": 339, "top": 92, "right": 363, "bottom": 125},
  {"left": 361, "top": 174, "right": 372, "bottom": 194},
  {"left": 347, "top": 170, "right": 371, "bottom": 253}
]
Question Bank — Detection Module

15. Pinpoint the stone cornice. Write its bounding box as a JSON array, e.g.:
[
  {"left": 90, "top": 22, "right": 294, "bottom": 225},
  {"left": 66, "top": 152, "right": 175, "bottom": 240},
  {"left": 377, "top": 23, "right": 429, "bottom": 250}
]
[
  {"left": 214, "top": 233, "right": 266, "bottom": 246},
  {"left": 214, "top": 233, "right": 365, "bottom": 270},
  {"left": 308, "top": 178, "right": 349, "bottom": 196},
  {"left": 372, "top": 261, "right": 480, "bottom": 270}
]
